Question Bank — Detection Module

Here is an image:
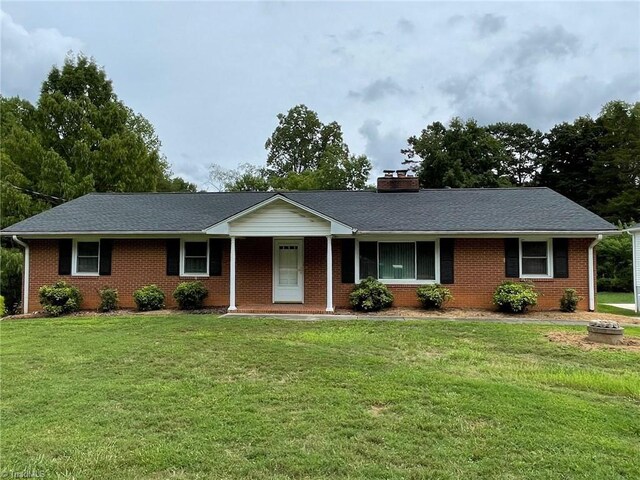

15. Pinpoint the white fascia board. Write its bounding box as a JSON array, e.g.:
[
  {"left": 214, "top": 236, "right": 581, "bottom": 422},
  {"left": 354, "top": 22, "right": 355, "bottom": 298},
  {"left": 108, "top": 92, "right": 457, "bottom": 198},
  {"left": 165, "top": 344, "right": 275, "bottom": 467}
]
[
  {"left": 0, "top": 231, "right": 209, "bottom": 239},
  {"left": 203, "top": 194, "right": 355, "bottom": 235},
  {"left": 355, "top": 230, "right": 620, "bottom": 238}
]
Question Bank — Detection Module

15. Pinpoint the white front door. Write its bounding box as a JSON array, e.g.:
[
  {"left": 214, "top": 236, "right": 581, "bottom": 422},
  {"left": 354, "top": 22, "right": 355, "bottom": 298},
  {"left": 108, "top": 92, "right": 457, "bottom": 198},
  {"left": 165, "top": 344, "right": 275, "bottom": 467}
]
[{"left": 273, "top": 239, "right": 304, "bottom": 303}]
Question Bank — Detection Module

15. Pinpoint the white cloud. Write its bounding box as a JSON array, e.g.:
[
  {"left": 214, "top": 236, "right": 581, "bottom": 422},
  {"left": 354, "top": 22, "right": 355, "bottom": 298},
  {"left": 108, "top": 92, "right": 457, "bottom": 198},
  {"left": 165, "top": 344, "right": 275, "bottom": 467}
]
[{"left": 0, "top": 10, "right": 82, "bottom": 100}]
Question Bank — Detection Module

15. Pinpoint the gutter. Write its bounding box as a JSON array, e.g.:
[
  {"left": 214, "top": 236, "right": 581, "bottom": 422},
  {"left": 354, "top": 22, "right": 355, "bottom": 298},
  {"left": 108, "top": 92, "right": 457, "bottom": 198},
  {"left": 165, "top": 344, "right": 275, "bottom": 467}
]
[
  {"left": 12, "top": 236, "right": 29, "bottom": 314},
  {"left": 588, "top": 234, "right": 603, "bottom": 312}
]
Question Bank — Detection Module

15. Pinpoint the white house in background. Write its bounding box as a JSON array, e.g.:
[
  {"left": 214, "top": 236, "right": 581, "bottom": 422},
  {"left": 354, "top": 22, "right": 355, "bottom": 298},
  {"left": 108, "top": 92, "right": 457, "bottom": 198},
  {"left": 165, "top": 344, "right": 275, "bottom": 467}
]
[{"left": 630, "top": 223, "right": 640, "bottom": 313}]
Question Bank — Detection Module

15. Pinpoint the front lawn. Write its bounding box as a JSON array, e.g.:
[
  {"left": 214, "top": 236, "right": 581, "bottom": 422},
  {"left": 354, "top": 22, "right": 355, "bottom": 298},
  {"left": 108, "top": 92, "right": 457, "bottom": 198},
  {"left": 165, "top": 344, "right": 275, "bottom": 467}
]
[
  {"left": 597, "top": 291, "right": 638, "bottom": 317},
  {"left": 1, "top": 316, "right": 639, "bottom": 479}
]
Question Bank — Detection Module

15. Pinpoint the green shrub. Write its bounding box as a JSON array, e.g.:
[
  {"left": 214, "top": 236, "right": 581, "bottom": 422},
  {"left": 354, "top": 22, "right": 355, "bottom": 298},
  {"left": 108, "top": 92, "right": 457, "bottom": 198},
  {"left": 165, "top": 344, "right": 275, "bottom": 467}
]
[
  {"left": 133, "top": 285, "right": 165, "bottom": 311},
  {"left": 0, "top": 295, "right": 5, "bottom": 317},
  {"left": 492, "top": 281, "right": 538, "bottom": 314},
  {"left": 349, "top": 277, "right": 394, "bottom": 312},
  {"left": 173, "top": 281, "right": 208, "bottom": 310},
  {"left": 39, "top": 281, "right": 83, "bottom": 317},
  {"left": 98, "top": 287, "right": 119, "bottom": 312},
  {"left": 416, "top": 284, "right": 453, "bottom": 310},
  {"left": 560, "top": 288, "right": 581, "bottom": 313}
]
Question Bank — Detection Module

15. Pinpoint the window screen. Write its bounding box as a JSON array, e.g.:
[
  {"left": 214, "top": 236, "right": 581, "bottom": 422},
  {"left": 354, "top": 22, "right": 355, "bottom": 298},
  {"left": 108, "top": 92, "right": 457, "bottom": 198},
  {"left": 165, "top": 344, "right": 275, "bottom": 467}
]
[
  {"left": 76, "top": 242, "right": 99, "bottom": 273},
  {"left": 184, "top": 242, "right": 208, "bottom": 274},
  {"left": 521, "top": 241, "right": 548, "bottom": 275}
]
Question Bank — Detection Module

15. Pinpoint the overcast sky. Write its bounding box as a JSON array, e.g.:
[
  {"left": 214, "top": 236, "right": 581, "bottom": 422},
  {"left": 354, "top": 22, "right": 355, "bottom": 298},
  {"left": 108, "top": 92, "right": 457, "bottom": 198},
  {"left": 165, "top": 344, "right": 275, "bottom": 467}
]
[{"left": 1, "top": 1, "right": 638, "bottom": 189}]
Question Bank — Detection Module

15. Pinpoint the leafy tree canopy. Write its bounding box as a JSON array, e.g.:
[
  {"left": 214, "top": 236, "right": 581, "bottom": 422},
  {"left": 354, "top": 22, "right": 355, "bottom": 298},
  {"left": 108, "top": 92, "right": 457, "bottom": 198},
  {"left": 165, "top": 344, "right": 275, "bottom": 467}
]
[
  {"left": 402, "top": 118, "right": 512, "bottom": 188},
  {"left": 210, "top": 104, "right": 372, "bottom": 191},
  {"left": 1, "top": 54, "right": 195, "bottom": 229},
  {"left": 404, "top": 101, "right": 639, "bottom": 224}
]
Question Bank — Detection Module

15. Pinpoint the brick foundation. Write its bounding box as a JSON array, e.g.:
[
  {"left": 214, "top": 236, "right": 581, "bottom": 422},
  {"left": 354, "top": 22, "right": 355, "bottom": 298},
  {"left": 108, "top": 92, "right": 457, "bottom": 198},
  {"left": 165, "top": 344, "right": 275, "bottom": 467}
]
[{"left": 25, "top": 237, "right": 593, "bottom": 313}]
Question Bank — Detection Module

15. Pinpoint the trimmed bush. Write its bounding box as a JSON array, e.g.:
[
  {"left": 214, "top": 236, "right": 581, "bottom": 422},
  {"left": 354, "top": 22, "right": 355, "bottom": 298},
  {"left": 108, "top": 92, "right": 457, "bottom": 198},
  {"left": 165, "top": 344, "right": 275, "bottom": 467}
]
[
  {"left": 492, "top": 281, "right": 538, "bottom": 314},
  {"left": 98, "top": 287, "right": 119, "bottom": 312},
  {"left": 39, "top": 281, "right": 83, "bottom": 317},
  {"left": 416, "top": 284, "right": 453, "bottom": 310},
  {"left": 560, "top": 288, "right": 581, "bottom": 313},
  {"left": 133, "top": 285, "right": 165, "bottom": 311},
  {"left": 349, "top": 277, "right": 394, "bottom": 312},
  {"left": 173, "top": 281, "right": 208, "bottom": 310}
]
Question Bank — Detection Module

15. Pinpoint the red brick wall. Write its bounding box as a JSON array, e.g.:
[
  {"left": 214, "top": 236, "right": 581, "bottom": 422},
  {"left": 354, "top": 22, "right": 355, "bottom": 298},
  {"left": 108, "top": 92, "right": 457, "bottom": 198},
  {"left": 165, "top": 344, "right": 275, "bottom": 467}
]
[
  {"left": 331, "top": 238, "right": 593, "bottom": 311},
  {"left": 236, "top": 238, "right": 272, "bottom": 305},
  {"left": 25, "top": 237, "right": 593, "bottom": 312},
  {"left": 27, "top": 239, "right": 231, "bottom": 311}
]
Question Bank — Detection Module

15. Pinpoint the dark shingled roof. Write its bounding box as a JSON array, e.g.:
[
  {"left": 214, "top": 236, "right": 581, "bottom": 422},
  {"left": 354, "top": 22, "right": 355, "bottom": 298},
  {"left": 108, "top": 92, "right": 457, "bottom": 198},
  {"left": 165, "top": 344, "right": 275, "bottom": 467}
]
[{"left": 1, "top": 188, "right": 616, "bottom": 234}]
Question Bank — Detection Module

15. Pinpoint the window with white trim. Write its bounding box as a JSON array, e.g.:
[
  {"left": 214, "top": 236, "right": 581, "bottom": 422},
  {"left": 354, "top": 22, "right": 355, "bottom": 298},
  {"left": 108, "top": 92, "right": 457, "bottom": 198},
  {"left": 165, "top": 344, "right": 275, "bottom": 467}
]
[
  {"left": 74, "top": 241, "right": 100, "bottom": 275},
  {"left": 520, "top": 240, "right": 552, "bottom": 277},
  {"left": 359, "top": 241, "right": 437, "bottom": 283},
  {"left": 182, "top": 241, "right": 208, "bottom": 275}
]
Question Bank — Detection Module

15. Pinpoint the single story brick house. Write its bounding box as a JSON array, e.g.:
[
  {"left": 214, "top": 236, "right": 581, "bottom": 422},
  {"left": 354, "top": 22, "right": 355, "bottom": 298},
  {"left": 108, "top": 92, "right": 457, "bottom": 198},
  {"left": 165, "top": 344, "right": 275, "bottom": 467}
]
[
  {"left": 630, "top": 223, "right": 640, "bottom": 313},
  {"left": 2, "top": 172, "right": 618, "bottom": 314}
]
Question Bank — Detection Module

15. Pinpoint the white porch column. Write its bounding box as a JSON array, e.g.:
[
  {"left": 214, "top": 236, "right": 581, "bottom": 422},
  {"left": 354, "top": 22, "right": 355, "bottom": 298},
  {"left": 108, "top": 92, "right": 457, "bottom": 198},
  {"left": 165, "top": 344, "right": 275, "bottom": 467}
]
[
  {"left": 326, "top": 235, "right": 334, "bottom": 312},
  {"left": 229, "top": 236, "right": 237, "bottom": 311}
]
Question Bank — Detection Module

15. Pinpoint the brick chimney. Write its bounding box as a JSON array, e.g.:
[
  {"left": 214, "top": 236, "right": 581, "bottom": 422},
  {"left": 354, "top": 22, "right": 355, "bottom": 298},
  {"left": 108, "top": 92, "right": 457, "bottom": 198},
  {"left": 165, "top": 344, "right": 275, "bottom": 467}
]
[{"left": 377, "top": 170, "right": 420, "bottom": 193}]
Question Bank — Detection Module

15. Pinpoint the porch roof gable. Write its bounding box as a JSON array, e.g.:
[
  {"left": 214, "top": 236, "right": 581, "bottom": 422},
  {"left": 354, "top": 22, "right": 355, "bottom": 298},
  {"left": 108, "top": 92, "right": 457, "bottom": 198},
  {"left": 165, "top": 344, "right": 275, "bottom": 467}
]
[{"left": 204, "top": 194, "right": 355, "bottom": 236}]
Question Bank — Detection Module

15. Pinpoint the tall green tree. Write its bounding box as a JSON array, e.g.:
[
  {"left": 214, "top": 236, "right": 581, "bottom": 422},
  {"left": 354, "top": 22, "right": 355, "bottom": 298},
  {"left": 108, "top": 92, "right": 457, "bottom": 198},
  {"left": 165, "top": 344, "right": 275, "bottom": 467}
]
[
  {"left": 210, "top": 105, "right": 372, "bottom": 192},
  {"left": 590, "top": 101, "right": 640, "bottom": 223},
  {"left": 265, "top": 105, "right": 371, "bottom": 190},
  {"left": 402, "top": 118, "right": 511, "bottom": 188},
  {"left": 1, "top": 55, "right": 196, "bottom": 225},
  {"left": 536, "top": 115, "right": 603, "bottom": 212},
  {"left": 487, "top": 122, "right": 544, "bottom": 186}
]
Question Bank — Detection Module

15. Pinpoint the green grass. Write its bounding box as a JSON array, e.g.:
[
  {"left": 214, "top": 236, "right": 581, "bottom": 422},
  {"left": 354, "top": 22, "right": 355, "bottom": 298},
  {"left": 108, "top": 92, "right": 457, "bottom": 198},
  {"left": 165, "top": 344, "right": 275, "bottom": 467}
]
[
  {"left": 598, "top": 291, "right": 635, "bottom": 304},
  {"left": 597, "top": 291, "right": 638, "bottom": 317},
  {"left": 1, "top": 316, "right": 639, "bottom": 479}
]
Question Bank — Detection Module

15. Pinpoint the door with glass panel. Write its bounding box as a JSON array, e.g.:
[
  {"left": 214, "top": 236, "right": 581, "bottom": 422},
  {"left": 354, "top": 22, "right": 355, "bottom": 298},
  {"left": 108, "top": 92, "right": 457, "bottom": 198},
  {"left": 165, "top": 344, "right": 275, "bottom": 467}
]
[{"left": 273, "top": 239, "right": 304, "bottom": 303}]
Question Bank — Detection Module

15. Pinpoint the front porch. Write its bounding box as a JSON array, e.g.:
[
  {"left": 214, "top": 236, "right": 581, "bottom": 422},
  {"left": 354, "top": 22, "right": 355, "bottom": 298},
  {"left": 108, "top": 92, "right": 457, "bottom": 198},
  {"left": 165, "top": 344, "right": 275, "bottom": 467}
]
[
  {"left": 207, "top": 195, "right": 353, "bottom": 313},
  {"left": 228, "top": 235, "right": 336, "bottom": 313}
]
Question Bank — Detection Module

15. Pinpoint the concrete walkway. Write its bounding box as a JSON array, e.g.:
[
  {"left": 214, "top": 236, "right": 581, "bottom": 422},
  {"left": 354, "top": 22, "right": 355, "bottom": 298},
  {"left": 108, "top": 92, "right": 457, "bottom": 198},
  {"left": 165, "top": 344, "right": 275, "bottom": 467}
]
[
  {"left": 221, "top": 312, "right": 640, "bottom": 328},
  {"left": 604, "top": 303, "right": 637, "bottom": 312}
]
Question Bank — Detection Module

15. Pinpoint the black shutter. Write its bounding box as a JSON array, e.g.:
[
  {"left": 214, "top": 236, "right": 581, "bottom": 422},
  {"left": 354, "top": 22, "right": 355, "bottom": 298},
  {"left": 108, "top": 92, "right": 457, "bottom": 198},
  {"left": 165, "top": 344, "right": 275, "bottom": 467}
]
[
  {"left": 166, "top": 239, "right": 180, "bottom": 276},
  {"left": 417, "top": 241, "right": 436, "bottom": 280},
  {"left": 341, "top": 239, "right": 355, "bottom": 283},
  {"left": 505, "top": 238, "right": 520, "bottom": 278},
  {"left": 359, "top": 241, "right": 378, "bottom": 279},
  {"left": 99, "top": 239, "right": 113, "bottom": 276},
  {"left": 439, "top": 238, "right": 455, "bottom": 284},
  {"left": 209, "top": 239, "right": 224, "bottom": 276},
  {"left": 58, "top": 239, "right": 72, "bottom": 275},
  {"left": 553, "top": 238, "right": 569, "bottom": 278}
]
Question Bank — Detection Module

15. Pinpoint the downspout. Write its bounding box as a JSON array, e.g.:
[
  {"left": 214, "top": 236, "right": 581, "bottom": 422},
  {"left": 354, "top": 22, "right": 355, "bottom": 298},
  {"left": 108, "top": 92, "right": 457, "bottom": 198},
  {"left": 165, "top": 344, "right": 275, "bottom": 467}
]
[
  {"left": 588, "top": 234, "right": 603, "bottom": 312},
  {"left": 631, "top": 231, "right": 638, "bottom": 313},
  {"left": 12, "top": 236, "right": 29, "bottom": 314}
]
